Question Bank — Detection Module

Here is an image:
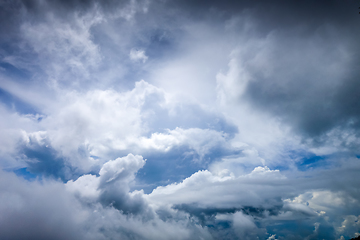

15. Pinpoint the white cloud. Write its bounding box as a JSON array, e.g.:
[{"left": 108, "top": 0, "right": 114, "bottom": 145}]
[
  {"left": 129, "top": 48, "right": 148, "bottom": 63},
  {"left": 20, "top": 8, "right": 103, "bottom": 84},
  {"left": 5, "top": 79, "right": 240, "bottom": 173},
  {"left": 66, "top": 174, "right": 100, "bottom": 200},
  {"left": 147, "top": 165, "right": 288, "bottom": 209},
  {"left": 233, "top": 211, "right": 258, "bottom": 239},
  {"left": 337, "top": 215, "right": 360, "bottom": 238},
  {"left": 139, "top": 127, "right": 228, "bottom": 157},
  {"left": 99, "top": 154, "right": 145, "bottom": 185},
  {"left": 267, "top": 235, "right": 277, "bottom": 240}
]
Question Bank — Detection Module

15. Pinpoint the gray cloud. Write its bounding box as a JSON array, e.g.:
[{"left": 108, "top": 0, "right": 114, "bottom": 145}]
[
  {"left": 156, "top": 0, "right": 360, "bottom": 147},
  {"left": 0, "top": 162, "right": 213, "bottom": 240},
  {"left": 242, "top": 30, "right": 360, "bottom": 141},
  {"left": 0, "top": 170, "right": 83, "bottom": 240}
]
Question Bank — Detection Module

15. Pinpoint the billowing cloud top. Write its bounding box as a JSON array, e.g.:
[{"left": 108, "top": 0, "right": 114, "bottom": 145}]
[{"left": 1, "top": 0, "right": 360, "bottom": 239}]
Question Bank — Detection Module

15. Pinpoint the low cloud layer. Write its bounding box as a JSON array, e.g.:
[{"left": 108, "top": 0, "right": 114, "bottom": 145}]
[{"left": 1, "top": 0, "right": 360, "bottom": 239}]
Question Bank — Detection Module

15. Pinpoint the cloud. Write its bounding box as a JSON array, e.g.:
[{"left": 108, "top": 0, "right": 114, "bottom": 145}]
[
  {"left": 148, "top": 166, "right": 288, "bottom": 209},
  {"left": 66, "top": 154, "right": 150, "bottom": 215},
  {"left": 1, "top": 0, "right": 360, "bottom": 239},
  {"left": 337, "top": 215, "right": 360, "bottom": 239},
  {"left": 0, "top": 167, "right": 214, "bottom": 240},
  {"left": 146, "top": 155, "right": 360, "bottom": 239},
  {"left": 130, "top": 48, "right": 148, "bottom": 63},
  {"left": 0, "top": 79, "right": 239, "bottom": 183},
  {"left": 0, "top": 170, "right": 84, "bottom": 240},
  {"left": 233, "top": 211, "right": 258, "bottom": 239}
]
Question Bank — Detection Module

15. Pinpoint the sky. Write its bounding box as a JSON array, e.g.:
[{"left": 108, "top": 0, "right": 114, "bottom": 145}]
[{"left": 0, "top": 0, "right": 360, "bottom": 239}]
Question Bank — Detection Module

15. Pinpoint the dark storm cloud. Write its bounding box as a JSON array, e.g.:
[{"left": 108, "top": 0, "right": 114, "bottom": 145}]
[
  {"left": 173, "top": 204, "right": 282, "bottom": 225},
  {"left": 243, "top": 33, "right": 360, "bottom": 140},
  {"left": 169, "top": 0, "right": 357, "bottom": 27},
  {"left": 266, "top": 218, "right": 336, "bottom": 240},
  {"left": 171, "top": 202, "right": 336, "bottom": 239},
  {"left": 1, "top": 0, "right": 357, "bottom": 48}
]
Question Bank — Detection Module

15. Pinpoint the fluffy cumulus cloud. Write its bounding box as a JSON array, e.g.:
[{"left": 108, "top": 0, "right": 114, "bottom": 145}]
[{"left": 0, "top": 0, "right": 360, "bottom": 239}]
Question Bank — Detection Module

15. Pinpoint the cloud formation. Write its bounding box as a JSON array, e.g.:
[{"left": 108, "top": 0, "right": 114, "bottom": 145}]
[{"left": 1, "top": 0, "right": 360, "bottom": 239}]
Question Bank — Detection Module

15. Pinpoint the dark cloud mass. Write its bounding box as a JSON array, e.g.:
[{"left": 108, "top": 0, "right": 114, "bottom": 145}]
[
  {"left": 0, "top": 0, "right": 360, "bottom": 239},
  {"left": 243, "top": 26, "right": 360, "bottom": 139}
]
